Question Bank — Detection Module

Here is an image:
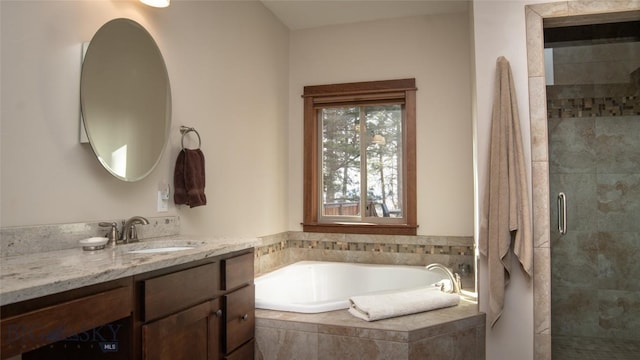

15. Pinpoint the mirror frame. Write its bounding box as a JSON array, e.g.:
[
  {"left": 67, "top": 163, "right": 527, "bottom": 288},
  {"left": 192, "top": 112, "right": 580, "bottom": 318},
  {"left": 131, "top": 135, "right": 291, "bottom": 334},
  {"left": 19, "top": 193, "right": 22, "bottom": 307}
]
[{"left": 81, "top": 18, "right": 171, "bottom": 182}]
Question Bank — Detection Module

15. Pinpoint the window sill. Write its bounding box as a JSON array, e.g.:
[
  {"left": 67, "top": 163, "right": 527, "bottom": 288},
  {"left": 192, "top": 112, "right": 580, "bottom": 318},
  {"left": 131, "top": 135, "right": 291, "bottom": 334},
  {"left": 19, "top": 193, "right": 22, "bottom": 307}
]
[{"left": 302, "top": 223, "right": 417, "bottom": 236}]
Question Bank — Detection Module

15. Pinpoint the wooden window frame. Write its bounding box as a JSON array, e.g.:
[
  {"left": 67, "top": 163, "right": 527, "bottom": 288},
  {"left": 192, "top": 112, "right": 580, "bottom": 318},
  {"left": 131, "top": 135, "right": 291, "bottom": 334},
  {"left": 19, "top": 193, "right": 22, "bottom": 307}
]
[{"left": 302, "top": 78, "right": 417, "bottom": 235}]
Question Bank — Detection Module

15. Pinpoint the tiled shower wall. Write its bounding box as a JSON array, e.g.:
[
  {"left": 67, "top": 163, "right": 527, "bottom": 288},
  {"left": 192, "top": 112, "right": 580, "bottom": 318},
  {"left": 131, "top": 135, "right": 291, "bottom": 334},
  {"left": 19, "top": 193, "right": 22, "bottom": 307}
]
[
  {"left": 255, "top": 231, "right": 476, "bottom": 290},
  {"left": 547, "top": 85, "right": 640, "bottom": 347}
]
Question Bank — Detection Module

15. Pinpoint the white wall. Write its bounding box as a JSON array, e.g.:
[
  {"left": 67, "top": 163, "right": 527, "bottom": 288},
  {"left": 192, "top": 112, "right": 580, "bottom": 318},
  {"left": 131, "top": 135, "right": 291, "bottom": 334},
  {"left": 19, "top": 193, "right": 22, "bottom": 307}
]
[
  {"left": 472, "top": 1, "right": 550, "bottom": 359},
  {"left": 0, "top": 0, "right": 289, "bottom": 238},
  {"left": 287, "top": 12, "right": 474, "bottom": 236}
]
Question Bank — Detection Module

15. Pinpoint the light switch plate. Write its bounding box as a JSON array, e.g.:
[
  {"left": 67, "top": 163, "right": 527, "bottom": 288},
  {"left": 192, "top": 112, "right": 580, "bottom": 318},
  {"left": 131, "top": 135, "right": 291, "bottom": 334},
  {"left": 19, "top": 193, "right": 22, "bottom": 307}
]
[{"left": 157, "top": 191, "right": 168, "bottom": 212}]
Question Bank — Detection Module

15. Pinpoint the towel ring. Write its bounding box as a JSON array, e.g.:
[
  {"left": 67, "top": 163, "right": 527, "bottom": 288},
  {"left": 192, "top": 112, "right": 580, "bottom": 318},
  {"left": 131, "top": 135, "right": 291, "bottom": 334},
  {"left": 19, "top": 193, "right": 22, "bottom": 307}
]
[{"left": 180, "top": 126, "right": 201, "bottom": 150}]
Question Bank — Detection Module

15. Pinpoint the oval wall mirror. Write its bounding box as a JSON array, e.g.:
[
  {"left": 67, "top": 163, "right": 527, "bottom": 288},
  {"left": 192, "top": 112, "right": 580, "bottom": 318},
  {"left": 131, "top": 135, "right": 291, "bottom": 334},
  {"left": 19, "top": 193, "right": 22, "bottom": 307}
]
[{"left": 81, "top": 18, "right": 171, "bottom": 182}]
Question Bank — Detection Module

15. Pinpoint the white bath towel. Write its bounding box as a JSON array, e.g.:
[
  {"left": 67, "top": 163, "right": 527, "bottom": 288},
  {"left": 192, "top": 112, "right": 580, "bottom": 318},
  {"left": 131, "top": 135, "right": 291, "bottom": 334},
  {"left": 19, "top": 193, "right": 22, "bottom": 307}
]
[{"left": 348, "top": 287, "right": 460, "bottom": 321}]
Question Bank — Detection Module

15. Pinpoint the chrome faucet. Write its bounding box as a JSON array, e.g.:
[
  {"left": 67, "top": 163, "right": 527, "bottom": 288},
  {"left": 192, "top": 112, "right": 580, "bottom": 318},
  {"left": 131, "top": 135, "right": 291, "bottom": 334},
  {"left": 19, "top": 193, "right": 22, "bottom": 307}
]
[
  {"left": 119, "top": 216, "right": 150, "bottom": 243},
  {"left": 426, "top": 263, "right": 461, "bottom": 294}
]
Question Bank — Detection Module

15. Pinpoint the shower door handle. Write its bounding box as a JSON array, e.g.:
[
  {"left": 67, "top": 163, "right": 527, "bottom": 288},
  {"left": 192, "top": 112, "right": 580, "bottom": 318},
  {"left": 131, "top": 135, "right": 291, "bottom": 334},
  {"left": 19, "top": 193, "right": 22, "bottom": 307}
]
[{"left": 557, "top": 192, "right": 567, "bottom": 235}]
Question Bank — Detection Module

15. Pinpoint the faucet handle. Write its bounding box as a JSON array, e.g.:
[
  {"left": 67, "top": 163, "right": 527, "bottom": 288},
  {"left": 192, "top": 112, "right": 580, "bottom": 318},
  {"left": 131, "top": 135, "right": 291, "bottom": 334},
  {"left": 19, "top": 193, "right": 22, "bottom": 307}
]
[
  {"left": 98, "top": 222, "right": 119, "bottom": 245},
  {"left": 454, "top": 272, "right": 462, "bottom": 291},
  {"left": 127, "top": 224, "right": 139, "bottom": 242}
]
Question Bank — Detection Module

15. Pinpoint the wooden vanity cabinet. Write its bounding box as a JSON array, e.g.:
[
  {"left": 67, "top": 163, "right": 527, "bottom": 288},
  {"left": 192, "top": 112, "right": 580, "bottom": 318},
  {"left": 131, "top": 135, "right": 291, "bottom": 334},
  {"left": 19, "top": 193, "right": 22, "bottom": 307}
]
[
  {"left": 135, "top": 249, "right": 255, "bottom": 360},
  {"left": 0, "top": 248, "right": 255, "bottom": 360}
]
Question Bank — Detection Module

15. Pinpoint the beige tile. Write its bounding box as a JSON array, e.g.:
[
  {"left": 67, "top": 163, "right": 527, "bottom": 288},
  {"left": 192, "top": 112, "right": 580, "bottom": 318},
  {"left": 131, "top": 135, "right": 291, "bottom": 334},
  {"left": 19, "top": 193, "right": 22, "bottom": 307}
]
[
  {"left": 452, "top": 327, "right": 478, "bottom": 359},
  {"left": 255, "top": 249, "right": 289, "bottom": 276},
  {"left": 534, "top": 333, "right": 551, "bottom": 360},
  {"left": 409, "top": 326, "right": 485, "bottom": 360},
  {"left": 409, "top": 333, "right": 453, "bottom": 360},
  {"left": 408, "top": 310, "right": 485, "bottom": 342},
  {"left": 528, "top": 76, "right": 548, "bottom": 163},
  {"left": 286, "top": 231, "right": 304, "bottom": 240},
  {"left": 255, "top": 326, "right": 319, "bottom": 360},
  {"left": 255, "top": 312, "right": 320, "bottom": 332},
  {"left": 534, "top": 247, "right": 551, "bottom": 335},
  {"left": 302, "top": 232, "right": 347, "bottom": 242},
  {"left": 345, "top": 233, "right": 388, "bottom": 244},
  {"left": 476, "top": 325, "right": 486, "bottom": 360},
  {"left": 319, "top": 324, "right": 409, "bottom": 343},
  {"left": 259, "top": 231, "right": 288, "bottom": 246},
  {"left": 527, "top": 2, "right": 569, "bottom": 18},
  {"left": 256, "top": 304, "right": 484, "bottom": 359},
  {"left": 531, "top": 161, "right": 550, "bottom": 249},
  {"left": 318, "top": 333, "right": 408, "bottom": 360},
  {"left": 568, "top": 0, "right": 640, "bottom": 16},
  {"left": 526, "top": 8, "right": 545, "bottom": 78}
]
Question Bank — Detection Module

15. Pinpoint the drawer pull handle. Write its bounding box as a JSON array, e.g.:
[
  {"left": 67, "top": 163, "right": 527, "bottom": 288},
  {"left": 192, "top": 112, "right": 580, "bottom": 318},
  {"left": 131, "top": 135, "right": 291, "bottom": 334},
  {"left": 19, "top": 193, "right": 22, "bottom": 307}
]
[
  {"left": 214, "top": 309, "right": 223, "bottom": 318},
  {"left": 241, "top": 314, "right": 249, "bottom": 321}
]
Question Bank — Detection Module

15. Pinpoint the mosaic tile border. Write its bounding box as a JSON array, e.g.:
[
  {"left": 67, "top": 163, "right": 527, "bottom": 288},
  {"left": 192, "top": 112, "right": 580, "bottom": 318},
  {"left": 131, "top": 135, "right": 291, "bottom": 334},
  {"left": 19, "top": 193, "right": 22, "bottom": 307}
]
[
  {"left": 255, "top": 232, "right": 474, "bottom": 258},
  {"left": 287, "top": 240, "right": 473, "bottom": 255},
  {"left": 255, "top": 240, "right": 288, "bottom": 257},
  {"left": 547, "top": 96, "right": 640, "bottom": 118}
]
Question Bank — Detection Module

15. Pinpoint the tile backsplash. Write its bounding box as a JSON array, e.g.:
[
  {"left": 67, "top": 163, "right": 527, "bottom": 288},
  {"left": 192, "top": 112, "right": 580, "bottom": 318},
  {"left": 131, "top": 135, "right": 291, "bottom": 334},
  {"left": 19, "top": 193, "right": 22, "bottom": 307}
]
[
  {"left": 0, "top": 219, "right": 475, "bottom": 290},
  {"left": 0, "top": 216, "right": 180, "bottom": 257}
]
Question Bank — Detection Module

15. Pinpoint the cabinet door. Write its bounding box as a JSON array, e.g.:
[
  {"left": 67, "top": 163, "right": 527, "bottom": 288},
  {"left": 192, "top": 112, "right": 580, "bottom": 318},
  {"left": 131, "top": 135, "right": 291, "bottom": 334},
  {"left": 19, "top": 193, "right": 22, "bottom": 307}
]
[
  {"left": 142, "top": 299, "right": 222, "bottom": 360},
  {"left": 224, "top": 285, "right": 255, "bottom": 355}
]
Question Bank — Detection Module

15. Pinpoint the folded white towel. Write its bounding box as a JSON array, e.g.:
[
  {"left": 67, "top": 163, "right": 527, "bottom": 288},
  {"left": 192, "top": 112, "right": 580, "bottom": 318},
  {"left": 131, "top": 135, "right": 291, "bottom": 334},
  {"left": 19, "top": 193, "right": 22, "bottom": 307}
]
[{"left": 348, "top": 286, "right": 460, "bottom": 321}]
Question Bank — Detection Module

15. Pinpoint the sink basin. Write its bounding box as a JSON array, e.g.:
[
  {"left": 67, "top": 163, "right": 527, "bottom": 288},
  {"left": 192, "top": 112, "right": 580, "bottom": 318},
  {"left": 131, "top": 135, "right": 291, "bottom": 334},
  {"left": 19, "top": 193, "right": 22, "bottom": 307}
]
[{"left": 128, "top": 246, "right": 195, "bottom": 254}]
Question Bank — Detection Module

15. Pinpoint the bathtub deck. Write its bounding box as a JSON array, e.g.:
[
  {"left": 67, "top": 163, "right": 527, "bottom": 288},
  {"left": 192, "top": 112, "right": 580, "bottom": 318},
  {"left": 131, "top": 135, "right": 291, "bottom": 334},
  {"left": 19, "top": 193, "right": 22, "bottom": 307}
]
[{"left": 255, "top": 301, "right": 485, "bottom": 359}]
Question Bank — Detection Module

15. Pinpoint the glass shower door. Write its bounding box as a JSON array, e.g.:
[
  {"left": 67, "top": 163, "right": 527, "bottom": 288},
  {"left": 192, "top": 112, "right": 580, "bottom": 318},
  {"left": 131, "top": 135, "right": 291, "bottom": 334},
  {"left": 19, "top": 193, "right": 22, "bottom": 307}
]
[{"left": 545, "top": 20, "right": 640, "bottom": 359}]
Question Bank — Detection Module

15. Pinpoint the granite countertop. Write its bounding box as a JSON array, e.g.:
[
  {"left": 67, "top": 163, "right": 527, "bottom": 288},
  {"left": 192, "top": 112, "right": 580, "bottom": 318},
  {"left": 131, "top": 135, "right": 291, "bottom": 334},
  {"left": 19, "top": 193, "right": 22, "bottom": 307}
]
[{"left": 0, "top": 236, "right": 260, "bottom": 306}]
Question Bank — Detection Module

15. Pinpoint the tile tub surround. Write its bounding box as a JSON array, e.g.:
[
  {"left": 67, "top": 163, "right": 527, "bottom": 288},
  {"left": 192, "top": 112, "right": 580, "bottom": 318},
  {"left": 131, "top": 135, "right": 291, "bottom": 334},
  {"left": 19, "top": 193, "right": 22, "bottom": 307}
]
[
  {"left": 0, "top": 215, "right": 180, "bottom": 257},
  {"left": 253, "top": 232, "right": 483, "bottom": 359},
  {"left": 255, "top": 232, "right": 476, "bottom": 290},
  {"left": 255, "top": 301, "right": 485, "bottom": 360},
  {"left": 0, "top": 235, "right": 260, "bottom": 306}
]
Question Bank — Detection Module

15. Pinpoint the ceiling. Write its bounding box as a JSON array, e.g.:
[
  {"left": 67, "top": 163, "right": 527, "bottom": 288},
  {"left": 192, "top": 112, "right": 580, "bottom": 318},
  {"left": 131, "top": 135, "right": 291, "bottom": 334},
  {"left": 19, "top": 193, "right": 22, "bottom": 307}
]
[{"left": 259, "top": 0, "right": 470, "bottom": 30}]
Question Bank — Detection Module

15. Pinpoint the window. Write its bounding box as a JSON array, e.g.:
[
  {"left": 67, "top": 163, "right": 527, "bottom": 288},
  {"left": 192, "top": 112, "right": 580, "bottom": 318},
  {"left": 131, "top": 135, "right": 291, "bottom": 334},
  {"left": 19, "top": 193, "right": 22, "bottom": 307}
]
[{"left": 303, "top": 78, "right": 417, "bottom": 235}]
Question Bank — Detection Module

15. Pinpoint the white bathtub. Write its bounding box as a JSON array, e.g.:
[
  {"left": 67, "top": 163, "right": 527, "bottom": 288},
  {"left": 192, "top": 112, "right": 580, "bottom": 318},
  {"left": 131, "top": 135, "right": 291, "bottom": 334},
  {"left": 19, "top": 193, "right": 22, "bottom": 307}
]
[{"left": 254, "top": 261, "right": 448, "bottom": 313}]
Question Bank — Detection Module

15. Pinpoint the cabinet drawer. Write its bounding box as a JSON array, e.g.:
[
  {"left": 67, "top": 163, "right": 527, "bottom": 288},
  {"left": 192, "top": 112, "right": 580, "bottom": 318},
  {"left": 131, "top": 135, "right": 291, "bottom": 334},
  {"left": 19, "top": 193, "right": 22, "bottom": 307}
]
[
  {"left": 224, "top": 284, "right": 255, "bottom": 354},
  {"left": 1, "top": 286, "right": 132, "bottom": 358},
  {"left": 222, "top": 252, "right": 253, "bottom": 291},
  {"left": 142, "top": 262, "right": 219, "bottom": 322},
  {"left": 224, "top": 338, "right": 254, "bottom": 360}
]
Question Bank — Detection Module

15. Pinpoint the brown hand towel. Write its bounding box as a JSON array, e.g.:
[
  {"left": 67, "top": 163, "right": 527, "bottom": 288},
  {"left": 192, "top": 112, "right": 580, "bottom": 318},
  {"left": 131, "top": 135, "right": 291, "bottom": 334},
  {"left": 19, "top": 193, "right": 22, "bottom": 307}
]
[
  {"left": 479, "top": 56, "right": 532, "bottom": 327},
  {"left": 174, "top": 149, "right": 207, "bottom": 208}
]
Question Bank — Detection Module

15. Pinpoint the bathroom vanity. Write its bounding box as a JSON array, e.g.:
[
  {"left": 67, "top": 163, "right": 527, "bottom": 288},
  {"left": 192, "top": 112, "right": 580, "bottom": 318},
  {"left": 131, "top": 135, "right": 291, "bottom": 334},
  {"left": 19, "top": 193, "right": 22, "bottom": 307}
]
[
  {"left": 0, "top": 238, "right": 258, "bottom": 359},
  {"left": 136, "top": 251, "right": 255, "bottom": 360}
]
